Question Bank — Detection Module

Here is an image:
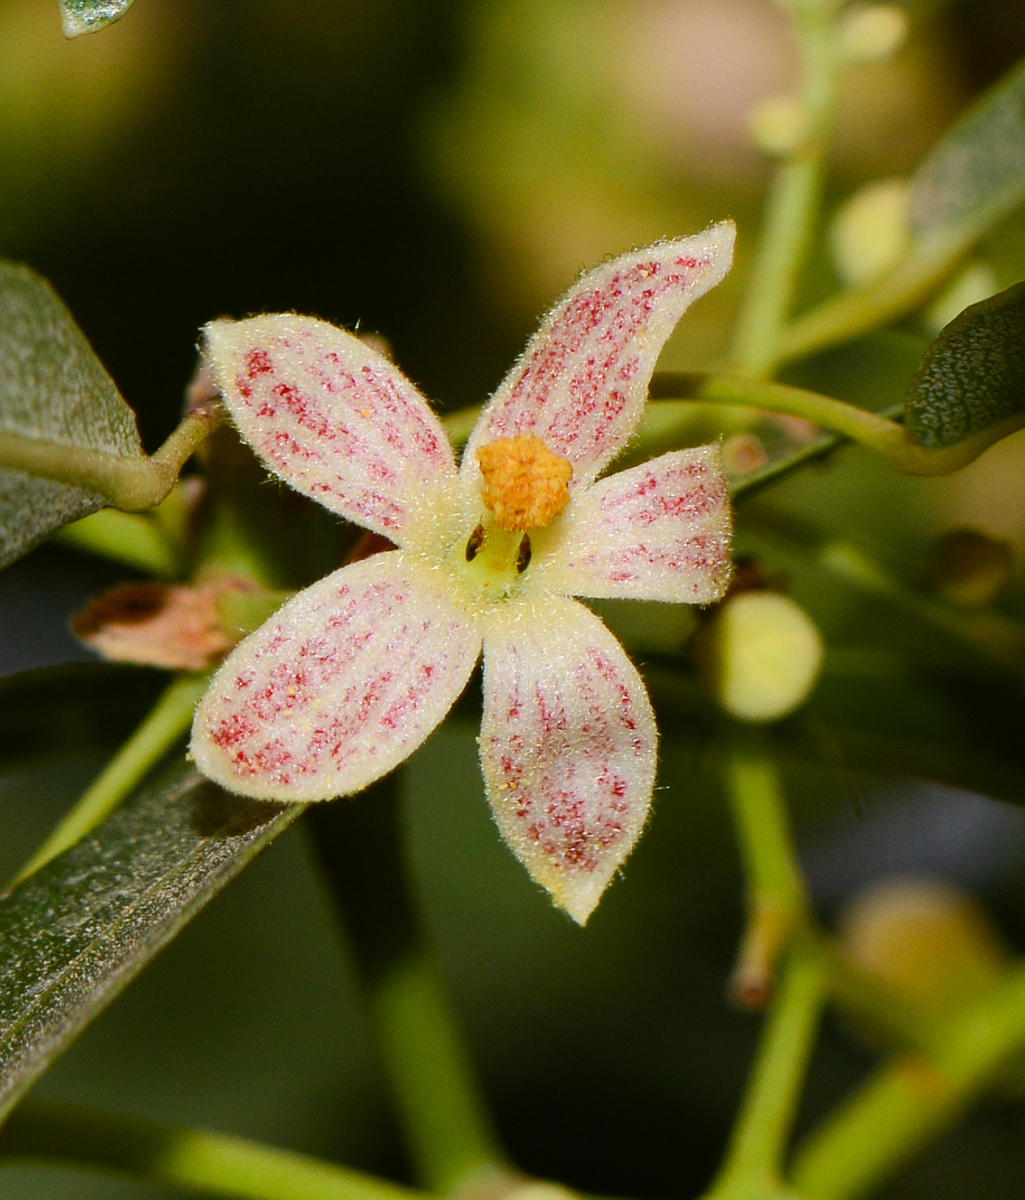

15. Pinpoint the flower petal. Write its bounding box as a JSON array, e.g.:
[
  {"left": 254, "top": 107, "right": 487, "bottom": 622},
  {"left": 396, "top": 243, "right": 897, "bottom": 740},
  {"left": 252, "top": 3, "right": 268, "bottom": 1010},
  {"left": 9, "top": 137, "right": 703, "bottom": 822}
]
[
  {"left": 204, "top": 316, "right": 456, "bottom": 542},
  {"left": 191, "top": 552, "right": 481, "bottom": 802},
  {"left": 479, "top": 597, "right": 657, "bottom": 924},
  {"left": 536, "top": 445, "right": 732, "bottom": 603},
  {"left": 464, "top": 223, "right": 735, "bottom": 487}
]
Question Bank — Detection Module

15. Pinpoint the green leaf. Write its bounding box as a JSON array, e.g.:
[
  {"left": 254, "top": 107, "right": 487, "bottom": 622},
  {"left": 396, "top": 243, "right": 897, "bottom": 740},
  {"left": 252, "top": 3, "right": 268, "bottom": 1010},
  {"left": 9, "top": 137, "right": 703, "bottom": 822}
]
[
  {"left": 0, "top": 761, "right": 302, "bottom": 1121},
  {"left": 0, "top": 263, "right": 142, "bottom": 570},
  {"left": 909, "top": 56, "right": 1025, "bottom": 251},
  {"left": 903, "top": 281, "right": 1025, "bottom": 447},
  {"left": 786, "top": 660, "right": 1025, "bottom": 806},
  {"left": 58, "top": 0, "right": 137, "bottom": 38},
  {"left": 0, "top": 663, "right": 165, "bottom": 769},
  {"left": 647, "top": 659, "right": 1025, "bottom": 808}
]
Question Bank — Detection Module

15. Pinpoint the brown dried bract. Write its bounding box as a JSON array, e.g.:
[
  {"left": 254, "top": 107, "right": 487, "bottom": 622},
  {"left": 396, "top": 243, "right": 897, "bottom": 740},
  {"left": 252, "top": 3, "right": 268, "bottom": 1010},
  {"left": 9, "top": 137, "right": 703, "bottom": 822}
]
[
  {"left": 476, "top": 433, "right": 573, "bottom": 531},
  {"left": 73, "top": 577, "right": 255, "bottom": 672}
]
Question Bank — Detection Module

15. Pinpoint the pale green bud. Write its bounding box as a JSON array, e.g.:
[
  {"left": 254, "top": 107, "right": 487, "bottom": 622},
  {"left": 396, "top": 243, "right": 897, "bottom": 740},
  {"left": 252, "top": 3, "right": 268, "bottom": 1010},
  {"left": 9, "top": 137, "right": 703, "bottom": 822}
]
[
  {"left": 838, "top": 4, "right": 909, "bottom": 63},
  {"left": 838, "top": 877, "right": 1008, "bottom": 1026},
  {"left": 829, "top": 177, "right": 911, "bottom": 286},
  {"left": 921, "top": 261, "right": 999, "bottom": 338},
  {"left": 709, "top": 591, "right": 823, "bottom": 722},
  {"left": 747, "top": 94, "right": 807, "bottom": 157}
]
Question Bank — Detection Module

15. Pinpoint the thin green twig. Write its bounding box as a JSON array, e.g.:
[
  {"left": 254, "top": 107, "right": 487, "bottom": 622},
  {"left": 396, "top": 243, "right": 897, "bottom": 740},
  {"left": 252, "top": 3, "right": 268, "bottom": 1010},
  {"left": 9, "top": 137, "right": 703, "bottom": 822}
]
[
  {"left": 53, "top": 508, "right": 184, "bottom": 576},
  {"left": 0, "top": 405, "right": 221, "bottom": 512},
  {"left": 790, "top": 962, "right": 1025, "bottom": 1200},
  {"left": 776, "top": 239, "right": 960, "bottom": 368},
  {"left": 307, "top": 784, "right": 508, "bottom": 1195},
  {"left": 0, "top": 1098, "right": 424, "bottom": 1200},
  {"left": 649, "top": 373, "right": 1025, "bottom": 477},
  {"left": 730, "top": 1, "right": 842, "bottom": 377},
  {"left": 445, "top": 376, "right": 1025, "bottom": 487},
  {"left": 723, "top": 734, "right": 809, "bottom": 1008},
  {"left": 705, "top": 951, "right": 826, "bottom": 1200},
  {"left": 9, "top": 672, "right": 208, "bottom": 887}
]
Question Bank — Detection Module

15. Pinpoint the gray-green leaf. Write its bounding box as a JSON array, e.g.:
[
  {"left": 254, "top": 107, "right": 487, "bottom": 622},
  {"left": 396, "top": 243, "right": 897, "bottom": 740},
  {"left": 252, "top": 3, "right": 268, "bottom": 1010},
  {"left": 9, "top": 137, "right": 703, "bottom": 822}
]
[
  {"left": 0, "top": 262, "right": 141, "bottom": 570},
  {"left": 0, "top": 761, "right": 302, "bottom": 1122},
  {"left": 58, "top": 0, "right": 137, "bottom": 38},
  {"left": 903, "top": 281, "right": 1025, "bottom": 447},
  {"left": 909, "top": 56, "right": 1025, "bottom": 251}
]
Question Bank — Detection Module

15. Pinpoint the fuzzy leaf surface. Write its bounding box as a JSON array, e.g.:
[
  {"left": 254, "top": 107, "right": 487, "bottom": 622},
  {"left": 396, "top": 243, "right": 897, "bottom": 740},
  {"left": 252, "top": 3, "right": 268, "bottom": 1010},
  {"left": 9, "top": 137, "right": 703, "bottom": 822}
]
[
  {"left": 903, "top": 281, "right": 1025, "bottom": 446},
  {"left": 58, "top": 0, "right": 137, "bottom": 37},
  {"left": 0, "top": 761, "right": 300, "bottom": 1121},
  {"left": 0, "top": 262, "right": 141, "bottom": 569},
  {"left": 909, "top": 56, "right": 1025, "bottom": 249}
]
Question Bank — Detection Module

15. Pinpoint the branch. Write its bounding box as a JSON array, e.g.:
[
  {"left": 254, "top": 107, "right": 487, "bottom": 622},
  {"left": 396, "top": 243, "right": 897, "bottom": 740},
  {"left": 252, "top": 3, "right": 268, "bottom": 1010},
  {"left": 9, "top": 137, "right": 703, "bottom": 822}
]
[
  {"left": 790, "top": 962, "right": 1025, "bottom": 1200},
  {"left": 648, "top": 373, "right": 1025, "bottom": 477},
  {"left": 0, "top": 406, "right": 221, "bottom": 512},
  {"left": 9, "top": 673, "right": 209, "bottom": 887},
  {"left": 0, "top": 1098, "right": 424, "bottom": 1200},
  {"left": 705, "top": 951, "right": 826, "bottom": 1200},
  {"left": 729, "top": 1, "right": 843, "bottom": 377}
]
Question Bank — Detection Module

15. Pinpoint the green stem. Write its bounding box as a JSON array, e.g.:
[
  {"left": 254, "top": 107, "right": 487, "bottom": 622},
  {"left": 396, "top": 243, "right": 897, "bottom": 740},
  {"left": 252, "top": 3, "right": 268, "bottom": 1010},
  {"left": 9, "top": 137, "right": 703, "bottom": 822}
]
[
  {"left": 730, "top": 2, "right": 841, "bottom": 377},
  {"left": 790, "top": 962, "right": 1025, "bottom": 1200},
  {"left": 743, "top": 505, "right": 1025, "bottom": 668},
  {"left": 0, "top": 407, "right": 220, "bottom": 512},
  {"left": 648, "top": 373, "right": 1025, "bottom": 477},
  {"left": 723, "top": 735, "right": 809, "bottom": 1007},
  {"left": 777, "top": 238, "right": 961, "bottom": 368},
  {"left": 447, "top": 376, "right": 1025, "bottom": 488},
  {"left": 707, "top": 951, "right": 826, "bottom": 1200},
  {"left": 0, "top": 1098, "right": 423, "bottom": 1200},
  {"left": 816, "top": 540, "right": 1025, "bottom": 666},
  {"left": 307, "top": 780, "right": 507, "bottom": 1194},
  {"left": 53, "top": 508, "right": 183, "bottom": 576},
  {"left": 10, "top": 672, "right": 208, "bottom": 886}
]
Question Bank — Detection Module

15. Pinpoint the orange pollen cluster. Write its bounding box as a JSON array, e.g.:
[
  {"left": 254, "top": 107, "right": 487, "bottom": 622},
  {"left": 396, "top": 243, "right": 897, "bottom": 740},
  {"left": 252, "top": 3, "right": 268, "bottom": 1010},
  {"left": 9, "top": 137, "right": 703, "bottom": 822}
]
[{"left": 476, "top": 433, "right": 574, "bottom": 531}]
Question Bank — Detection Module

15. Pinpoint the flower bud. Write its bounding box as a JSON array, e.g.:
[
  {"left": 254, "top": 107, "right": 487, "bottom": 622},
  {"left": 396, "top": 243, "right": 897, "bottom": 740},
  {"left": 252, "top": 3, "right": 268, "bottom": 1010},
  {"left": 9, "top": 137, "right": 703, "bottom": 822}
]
[
  {"left": 707, "top": 591, "right": 824, "bottom": 722},
  {"left": 747, "top": 94, "right": 807, "bottom": 156},
  {"left": 923, "top": 528, "right": 1012, "bottom": 608},
  {"left": 838, "top": 5, "right": 908, "bottom": 63},
  {"left": 829, "top": 178, "right": 911, "bottom": 286},
  {"left": 838, "top": 876, "right": 1008, "bottom": 1026},
  {"left": 921, "top": 261, "right": 999, "bottom": 337}
]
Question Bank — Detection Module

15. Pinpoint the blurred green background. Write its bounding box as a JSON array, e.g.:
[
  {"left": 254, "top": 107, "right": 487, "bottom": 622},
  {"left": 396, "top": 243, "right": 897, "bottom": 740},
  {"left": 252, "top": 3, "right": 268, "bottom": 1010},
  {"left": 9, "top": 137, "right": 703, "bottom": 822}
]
[{"left": 3, "top": 1, "right": 1025, "bottom": 1197}]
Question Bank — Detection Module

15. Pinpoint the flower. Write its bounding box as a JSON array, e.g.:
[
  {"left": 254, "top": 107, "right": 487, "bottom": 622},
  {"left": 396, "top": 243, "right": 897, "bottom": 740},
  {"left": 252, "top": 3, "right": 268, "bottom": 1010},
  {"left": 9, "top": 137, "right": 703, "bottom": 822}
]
[{"left": 191, "top": 223, "right": 735, "bottom": 923}]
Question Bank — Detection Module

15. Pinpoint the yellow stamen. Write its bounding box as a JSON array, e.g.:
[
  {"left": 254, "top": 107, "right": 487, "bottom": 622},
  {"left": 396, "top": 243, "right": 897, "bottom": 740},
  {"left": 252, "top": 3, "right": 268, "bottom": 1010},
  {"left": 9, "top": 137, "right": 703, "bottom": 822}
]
[{"left": 476, "top": 433, "right": 573, "bottom": 531}]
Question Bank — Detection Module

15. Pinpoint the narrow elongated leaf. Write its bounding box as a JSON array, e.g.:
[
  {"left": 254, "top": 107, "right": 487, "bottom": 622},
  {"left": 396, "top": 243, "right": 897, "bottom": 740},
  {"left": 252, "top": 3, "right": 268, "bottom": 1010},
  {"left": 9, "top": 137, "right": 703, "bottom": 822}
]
[
  {"left": 909, "top": 56, "right": 1025, "bottom": 249},
  {"left": 0, "top": 761, "right": 301, "bottom": 1122},
  {"left": 58, "top": 0, "right": 137, "bottom": 38},
  {"left": 0, "top": 263, "right": 142, "bottom": 570},
  {"left": 0, "top": 663, "right": 165, "bottom": 768},
  {"left": 647, "top": 659, "right": 1025, "bottom": 808},
  {"left": 904, "top": 281, "right": 1025, "bottom": 447},
  {"left": 790, "top": 663, "right": 1025, "bottom": 805}
]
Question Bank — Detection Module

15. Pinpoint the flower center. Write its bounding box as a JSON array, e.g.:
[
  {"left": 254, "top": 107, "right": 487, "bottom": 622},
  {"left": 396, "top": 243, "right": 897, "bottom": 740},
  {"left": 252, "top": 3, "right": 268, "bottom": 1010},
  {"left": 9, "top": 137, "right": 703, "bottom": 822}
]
[
  {"left": 455, "top": 521, "right": 533, "bottom": 602},
  {"left": 476, "top": 433, "right": 573, "bottom": 531}
]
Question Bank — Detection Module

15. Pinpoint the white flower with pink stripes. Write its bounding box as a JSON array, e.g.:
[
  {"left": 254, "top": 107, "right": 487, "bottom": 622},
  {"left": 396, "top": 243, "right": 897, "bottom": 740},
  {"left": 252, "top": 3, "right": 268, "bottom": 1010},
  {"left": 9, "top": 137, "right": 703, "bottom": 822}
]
[{"left": 191, "top": 223, "right": 735, "bottom": 923}]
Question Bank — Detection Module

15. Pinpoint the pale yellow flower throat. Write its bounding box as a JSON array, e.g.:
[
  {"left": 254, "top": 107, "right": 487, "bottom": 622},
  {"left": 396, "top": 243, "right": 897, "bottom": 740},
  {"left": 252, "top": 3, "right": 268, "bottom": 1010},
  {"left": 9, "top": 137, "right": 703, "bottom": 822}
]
[{"left": 454, "top": 433, "right": 573, "bottom": 600}]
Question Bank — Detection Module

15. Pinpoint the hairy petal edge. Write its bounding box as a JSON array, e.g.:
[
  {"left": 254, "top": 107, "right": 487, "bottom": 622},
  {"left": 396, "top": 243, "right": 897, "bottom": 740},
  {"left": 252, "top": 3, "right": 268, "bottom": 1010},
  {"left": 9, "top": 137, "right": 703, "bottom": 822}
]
[
  {"left": 205, "top": 315, "right": 456, "bottom": 542},
  {"left": 479, "top": 596, "right": 657, "bottom": 924},
  {"left": 191, "top": 552, "right": 482, "bottom": 802}
]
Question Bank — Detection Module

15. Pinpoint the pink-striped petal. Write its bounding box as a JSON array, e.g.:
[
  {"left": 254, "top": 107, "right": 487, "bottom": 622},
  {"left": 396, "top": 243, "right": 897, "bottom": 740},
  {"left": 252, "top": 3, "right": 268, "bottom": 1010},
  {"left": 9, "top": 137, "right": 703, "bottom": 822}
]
[
  {"left": 535, "top": 446, "right": 732, "bottom": 603},
  {"left": 191, "top": 552, "right": 481, "bottom": 802},
  {"left": 204, "top": 316, "right": 456, "bottom": 542},
  {"left": 463, "top": 223, "right": 735, "bottom": 488},
  {"left": 479, "top": 597, "right": 657, "bottom": 924}
]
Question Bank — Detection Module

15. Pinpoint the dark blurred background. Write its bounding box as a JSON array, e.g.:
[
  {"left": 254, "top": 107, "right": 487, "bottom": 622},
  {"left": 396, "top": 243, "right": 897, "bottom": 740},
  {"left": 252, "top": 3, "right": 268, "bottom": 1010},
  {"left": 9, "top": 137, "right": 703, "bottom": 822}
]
[{"left": 3, "top": 1, "right": 1025, "bottom": 1197}]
